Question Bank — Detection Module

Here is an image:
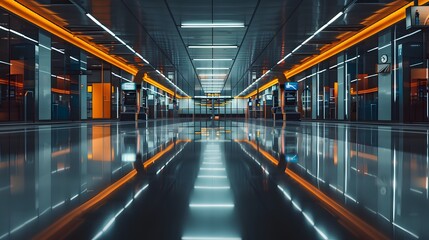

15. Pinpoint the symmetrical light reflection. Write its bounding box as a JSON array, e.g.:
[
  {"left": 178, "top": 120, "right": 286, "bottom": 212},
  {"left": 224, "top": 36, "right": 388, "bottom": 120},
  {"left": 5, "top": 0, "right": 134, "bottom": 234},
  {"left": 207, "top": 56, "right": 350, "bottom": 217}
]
[
  {"left": 183, "top": 143, "right": 240, "bottom": 240},
  {"left": 237, "top": 140, "right": 329, "bottom": 239},
  {"left": 277, "top": 185, "right": 328, "bottom": 240},
  {"left": 92, "top": 142, "right": 188, "bottom": 240}
]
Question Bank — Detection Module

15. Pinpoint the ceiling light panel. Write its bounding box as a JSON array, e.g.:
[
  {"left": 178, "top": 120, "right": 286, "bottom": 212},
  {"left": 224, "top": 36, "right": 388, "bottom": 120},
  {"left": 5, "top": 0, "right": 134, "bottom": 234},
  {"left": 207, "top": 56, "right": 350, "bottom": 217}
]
[{"left": 181, "top": 23, "right": 245, "bottom": 28}]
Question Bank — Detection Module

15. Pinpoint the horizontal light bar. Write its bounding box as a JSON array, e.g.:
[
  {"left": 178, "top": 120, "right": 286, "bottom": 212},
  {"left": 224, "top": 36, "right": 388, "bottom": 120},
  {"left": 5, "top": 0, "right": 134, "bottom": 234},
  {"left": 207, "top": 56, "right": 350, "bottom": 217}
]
[
  {"left": 70, "top": 56, "right": 79, "bottom": 62},
  {"left": 9, "top": 28, "right": 38, "bottom": 43},
  {"left": 0, "top": 60, "right": 11, "bottom": 66},
  {"left": 135, "top": 52, "right": 150, "bottom": 64},
  {"left": 193, "top": 59, "right": 233, "bottom": 61},
  {"left": 181, "top": 23, "right": 244, "bottom": 28},
  {"left": 189, "top": 45, "right": 238, "bottom": 49},
  {"left": 196, "top": 67, "right": 229, "bottom": 70},
  {"left": 182, "top": 237, "right": 241, "bottom": 240},
  {"left": 240, "top": 12, "right": 344, "bottom": 97},
  {"left": 51, "top": 47, "right": 64, "bottom": 54},
  {"left": 86, "top": 13, "right": 116, "bottom": 37},
  {"left": 198, "top": 175, "right": 227, "bottom": 178},
  {"left": 200, "top": 79, "right": 225, "bottom": 81},
  {"left": 194, "top": 186, "right": 230, "bottom": 189},
  {"left": 200, "top": 74, "right": 227, "bottom": 77},
  {"left": 85, "top": 13, "right": 191, "bottom": 96},
  {"left": 189, "top": 204, "right": 234, "bottom": 208},
  {"left": 200, "top": 167, "right": 225, "bottom": 171},
  {"left": 193, "top": 96, "right": 232, "bottom": 99}
]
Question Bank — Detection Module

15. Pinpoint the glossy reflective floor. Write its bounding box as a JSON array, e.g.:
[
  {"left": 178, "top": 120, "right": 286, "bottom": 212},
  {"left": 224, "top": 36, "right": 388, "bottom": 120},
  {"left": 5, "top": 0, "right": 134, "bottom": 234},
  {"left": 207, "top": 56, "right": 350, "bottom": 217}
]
[{"left": 1, "top": 120, "right": 429, "bottom": 239}]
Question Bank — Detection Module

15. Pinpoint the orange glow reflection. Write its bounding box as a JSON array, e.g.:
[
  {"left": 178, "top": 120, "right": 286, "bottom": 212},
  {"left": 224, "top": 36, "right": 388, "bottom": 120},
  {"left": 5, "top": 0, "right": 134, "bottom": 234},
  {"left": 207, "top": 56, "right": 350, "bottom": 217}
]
[
  {"left": 239, "top": 139, "right": 388, "bottom": 240},
  {"left": 34, "top": 139, "right": 188, "bottom": 240}
]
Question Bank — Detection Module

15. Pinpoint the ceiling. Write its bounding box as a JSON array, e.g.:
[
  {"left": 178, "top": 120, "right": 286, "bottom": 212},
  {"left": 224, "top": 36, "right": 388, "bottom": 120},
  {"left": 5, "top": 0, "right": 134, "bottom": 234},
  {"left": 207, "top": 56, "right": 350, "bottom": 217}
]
[{"left": 15, "top": 0, "right": 413, "bottom": 97}]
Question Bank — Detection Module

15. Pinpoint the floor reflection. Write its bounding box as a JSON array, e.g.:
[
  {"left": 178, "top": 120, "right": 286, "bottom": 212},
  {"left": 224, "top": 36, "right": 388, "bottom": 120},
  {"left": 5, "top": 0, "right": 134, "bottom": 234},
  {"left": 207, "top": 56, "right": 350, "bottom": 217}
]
[
  {"left": 244, "top": 121, "right": 429, "bottom": 239},
  {"left": 183, "top": 141, "right": 240, "bottom": 240},
  {"left": 0, "top": 121, "right": 189, "bottom": 240},
  {"left": 1, "top": 120, "right": 429, "bottom": 239}
]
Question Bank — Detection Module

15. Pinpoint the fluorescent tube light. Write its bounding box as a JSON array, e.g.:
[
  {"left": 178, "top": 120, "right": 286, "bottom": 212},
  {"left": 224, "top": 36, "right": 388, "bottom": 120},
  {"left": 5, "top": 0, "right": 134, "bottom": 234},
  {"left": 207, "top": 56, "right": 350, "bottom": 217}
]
[
  {"left": 193, "top": 59, "right": 233, "bottom": 61},
  {"left": 181, "top": 23, "right": 244, "bottom": 28},
  {"left": 196, "top": 68, "right": 229, "bottom": 70},
  {"left": 189, "top": 45, "right": 237, "bottom": 49}
]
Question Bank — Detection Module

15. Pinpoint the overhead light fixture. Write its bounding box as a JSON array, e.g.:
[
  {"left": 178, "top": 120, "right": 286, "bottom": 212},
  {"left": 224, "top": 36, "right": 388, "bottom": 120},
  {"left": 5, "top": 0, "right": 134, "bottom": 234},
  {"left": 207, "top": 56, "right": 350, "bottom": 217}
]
[
  {"left": 86, "top": 13, "right": 117, "bottom": 37},
  {"left": 181, "top": 23, "right": 245, "bottom": 28},
  {"left": 276, "top": 11, "right": 343, "bottom": 65},
  {"left": 239, "top": 11, "right": 344, "bottom": 97},
  {"left": 200, "top": 74, "right": 226, "bottom": 77},
  {"left": 196, "top": 67, "right": 229, "bottom": 70},
  {"left": 86, "top": 13, "right": 190, "bottom": 97},
  {"left": 200, "top": 79, "right": 225, "bottom": 81},
  {"left": 193, "top": 59, "right": 233, "bottom": 61},
  {"left": 189, "top": 45, "right": 238, "bottom": 49}
]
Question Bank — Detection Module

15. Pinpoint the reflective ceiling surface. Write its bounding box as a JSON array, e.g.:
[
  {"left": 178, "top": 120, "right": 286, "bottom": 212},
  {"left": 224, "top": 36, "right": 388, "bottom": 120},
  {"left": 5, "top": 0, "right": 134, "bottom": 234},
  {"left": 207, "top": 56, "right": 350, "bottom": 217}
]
[{"left": 15, "top": 0, "right": 412, "bottom": 97}]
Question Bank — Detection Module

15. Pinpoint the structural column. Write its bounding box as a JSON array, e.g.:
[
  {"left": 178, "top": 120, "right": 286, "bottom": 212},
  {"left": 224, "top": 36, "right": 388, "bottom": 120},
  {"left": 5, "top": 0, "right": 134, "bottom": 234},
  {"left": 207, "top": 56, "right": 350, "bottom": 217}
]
[
  {"left": 378, "top": 29, "right": 393, "bottom": 121},
  {"left": 337, "top": 55, "right": 345, "bottom": 120},
  {"left": 80, "top": 52, "right": 88, "bottom": 120},
  {"left": 311, "top": 68, "right": 318, "bottom": 119},
  {"left": 37, "top": 30, "right": 51, "bottom": 120}
]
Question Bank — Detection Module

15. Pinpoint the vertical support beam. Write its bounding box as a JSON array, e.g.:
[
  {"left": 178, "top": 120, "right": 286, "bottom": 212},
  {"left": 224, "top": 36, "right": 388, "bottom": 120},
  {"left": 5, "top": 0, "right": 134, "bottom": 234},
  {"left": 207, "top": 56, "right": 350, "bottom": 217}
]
[
  {"left": 80, "top": 52, "right": 87, "bottom": 120},
  {"left": 378, "top": 29, "right": 393, "bottom": 121},
  {"left": 338, "top": 55, "right": 345, "bottom": 120},
  {"left": 311, "top": 68, "right": 318, "bottom": 119},
  {"left": 397, "top": 43, "right": 411, "bottom": 122},
  {"left": 37, "top": 30, "right": 51, "bottom": 120}
]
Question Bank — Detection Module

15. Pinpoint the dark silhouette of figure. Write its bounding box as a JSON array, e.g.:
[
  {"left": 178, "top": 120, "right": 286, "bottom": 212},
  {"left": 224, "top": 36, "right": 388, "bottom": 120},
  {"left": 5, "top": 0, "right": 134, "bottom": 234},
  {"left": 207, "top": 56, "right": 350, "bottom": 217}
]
[
  {"left": 133, "top": 152, "right": 144, "bottom": 173},
  {"left": 415, "top": 9, "right": 420, "bottom": 25}
]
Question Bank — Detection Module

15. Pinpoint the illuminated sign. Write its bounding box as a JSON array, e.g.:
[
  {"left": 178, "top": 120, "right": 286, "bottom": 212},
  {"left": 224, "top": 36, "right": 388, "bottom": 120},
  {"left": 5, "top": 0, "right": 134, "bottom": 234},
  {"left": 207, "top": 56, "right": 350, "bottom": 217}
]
[
  {"left": 285, "top": 82, "right": 298, "bottom": 91},
  {"left": 121, "top": 82, "right": 136, "bottom": 91}
]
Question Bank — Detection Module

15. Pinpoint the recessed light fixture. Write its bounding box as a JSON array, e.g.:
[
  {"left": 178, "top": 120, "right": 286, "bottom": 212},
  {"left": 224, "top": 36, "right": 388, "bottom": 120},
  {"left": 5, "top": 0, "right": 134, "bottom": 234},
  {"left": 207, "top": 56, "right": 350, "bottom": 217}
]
[
  {"left": 181, "top": 23, "right": 245, "bottom": 28},
  {"left": 189, "top": 45, "right": 238, "bottom": 49},
  {"left": 200, "top": 79, "right": 225, "bottom": 81},
  {"left": 196, "top": 67, "right": 229, "bottom": 70},
  {"left": 193, "top": 59, "right": 233, "bottom": 61},
  {"left": 199, "top": 74, "right": 227, "bottom": 77}
]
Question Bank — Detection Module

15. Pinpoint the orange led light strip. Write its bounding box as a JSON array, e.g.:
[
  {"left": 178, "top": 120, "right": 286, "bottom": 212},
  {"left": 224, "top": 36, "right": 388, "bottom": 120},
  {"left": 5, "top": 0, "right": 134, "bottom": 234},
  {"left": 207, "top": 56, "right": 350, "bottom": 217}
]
[
  {"left": 0, "top": 0, "right": 183, "bottom": 98},
  {"left": 240, "top": 139, "right": 387, "bottom": 240},
  {"left": 244, "top": 0, "right": 429, "bottom": 98},
  {"left": 243, "top": 78, "right": 278, "bottom": 99},
  {"left": 34, "top": 139, "right": 187, "bottom": 240}
]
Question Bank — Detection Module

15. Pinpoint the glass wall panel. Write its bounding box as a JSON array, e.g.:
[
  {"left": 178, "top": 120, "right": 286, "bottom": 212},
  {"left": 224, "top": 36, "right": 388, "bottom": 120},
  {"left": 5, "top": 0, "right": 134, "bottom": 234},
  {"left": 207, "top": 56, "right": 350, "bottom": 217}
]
[
  {"left": 356, "top": 39, "right": 378, "bottom": 121},
  {"left": 51, "top": 38, "right": 70, "bottom": 120},
  {"left": 9, "top": 14, "right": 38, "bottom": 121},
  {"left": 0, "top": 10, "right": 10, "bottom": 121},
  {"left": 327, "top": 58, "right": 338, "bottom": 120}
]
